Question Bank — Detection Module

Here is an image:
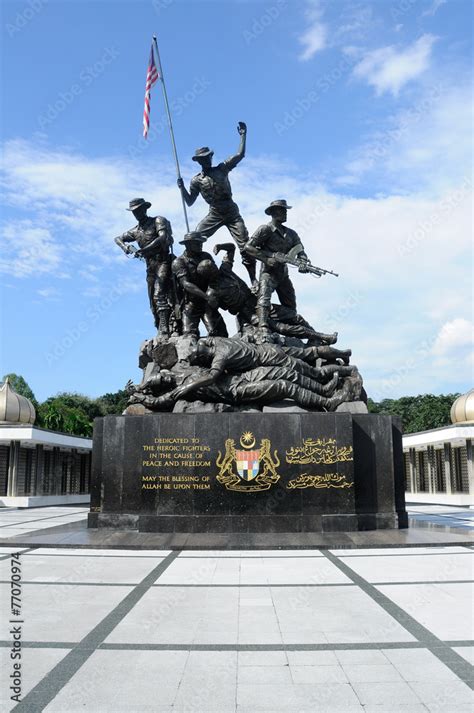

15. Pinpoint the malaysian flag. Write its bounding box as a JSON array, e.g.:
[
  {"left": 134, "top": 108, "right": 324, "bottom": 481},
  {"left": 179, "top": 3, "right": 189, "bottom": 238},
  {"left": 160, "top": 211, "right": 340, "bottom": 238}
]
[{"left": 143, "top": 45, "right": 159, "bottom": 138}]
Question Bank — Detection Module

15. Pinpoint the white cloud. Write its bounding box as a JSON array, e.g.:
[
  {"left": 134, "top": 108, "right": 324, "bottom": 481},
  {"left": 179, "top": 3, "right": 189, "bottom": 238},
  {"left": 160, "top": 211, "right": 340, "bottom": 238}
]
[
  {"left": 298, "top": 0, "right": 327, "bottom": 61},
  {"left": 37, "top": 287, "right": 60, "bottom": 299},
  {"left": 353, "top": 34, "right": 437, "bottom": 95},
  {"left": 337, "top": 83, "right": 472, "bottom": 192},
  {"left": 0, "top": 222, "right": 62, "bottom": 277},
  {"left": 422, "top": 0, "right": 446, "bottom": 18},
  {"left": 432, "top": 318, "right": 474, "bottom": 356}
]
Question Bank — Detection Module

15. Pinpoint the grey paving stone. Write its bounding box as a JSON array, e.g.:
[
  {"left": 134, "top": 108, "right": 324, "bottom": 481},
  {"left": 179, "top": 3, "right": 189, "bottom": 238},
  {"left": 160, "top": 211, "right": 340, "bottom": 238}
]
[
  {"left": 286, "top": 650, "right": 338, "bottom": 666},
  {"left": 361, "top": 707, "right": 428, "bottom": 713},
  {"left": 237, "top": 682, "right": 361, "bottom": 709},
  {"left": 0, "top": 648, "right": 69, "bottom": 713},
  {"left": 408, "top": 680, "right": 474, "bottom": 706},
  {"left": 351, "top": 681, "right": 424, "bottom": 706},
  {"left": 43, "top": 650, "right": 187, "bottom": 711},
  {"left": 0, "top": 582, "right": 132, "bottom": 643},
  {"left": 290, "top": 664, "right": 348, "bottom": 683},
  {"left": 341, "top": 663, "right": 404, "bottom": 682},
  {"left": 335, "top": 649, "right": 392, "bottom": 665},
  {"left": 173, "top": 681, "right": 236, "bottom": 711},
  {"left": 453, "top": 646, "right": 474, "bottom": 665},
  {"left": 239, "top": 665, "right": 292, "bottom": 684},
  {"left": 238, "top": 651, "right": 289, "bottom": 667}
]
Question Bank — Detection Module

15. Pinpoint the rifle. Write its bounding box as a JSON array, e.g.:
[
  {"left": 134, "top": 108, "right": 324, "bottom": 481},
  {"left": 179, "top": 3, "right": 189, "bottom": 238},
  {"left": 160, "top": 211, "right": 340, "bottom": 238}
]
[
  {"left": 115, "top": 237, "right": 181, "bottom": 321},
  {"left": 114, "top": 237, "right": 145, "bottom": 262},
  {"left": 259, "top": 244, "right": 338, "bottom": 279}
]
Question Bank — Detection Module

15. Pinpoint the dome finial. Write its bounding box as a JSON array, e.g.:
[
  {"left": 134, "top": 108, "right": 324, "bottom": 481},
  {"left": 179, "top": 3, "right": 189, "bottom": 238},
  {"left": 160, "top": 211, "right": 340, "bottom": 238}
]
[
  {"left": 0, "top": 378, "right": 36, "bottom": 425},
  {"left": 450, "top": 389, "right": 474, "bottom": 424}
]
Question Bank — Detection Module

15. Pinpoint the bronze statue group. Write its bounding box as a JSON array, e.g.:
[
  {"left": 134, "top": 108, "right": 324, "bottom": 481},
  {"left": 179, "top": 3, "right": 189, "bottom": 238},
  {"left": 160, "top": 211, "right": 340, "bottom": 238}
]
[{"left": 115, "top": 123, "right": 364, "bottom": 413}]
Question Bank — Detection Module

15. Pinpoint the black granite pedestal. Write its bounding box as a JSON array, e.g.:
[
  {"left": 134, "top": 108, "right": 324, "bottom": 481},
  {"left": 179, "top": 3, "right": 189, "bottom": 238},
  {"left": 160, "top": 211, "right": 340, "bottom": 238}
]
[{"left": 87, "top": 413, "right": 407, "bottom": 533}]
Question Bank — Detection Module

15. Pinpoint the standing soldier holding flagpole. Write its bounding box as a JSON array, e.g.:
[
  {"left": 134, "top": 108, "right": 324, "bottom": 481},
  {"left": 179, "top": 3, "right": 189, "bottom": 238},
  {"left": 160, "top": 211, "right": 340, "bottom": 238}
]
[{"left": 115, "top": 38, "right": 189, "bottom": 340}]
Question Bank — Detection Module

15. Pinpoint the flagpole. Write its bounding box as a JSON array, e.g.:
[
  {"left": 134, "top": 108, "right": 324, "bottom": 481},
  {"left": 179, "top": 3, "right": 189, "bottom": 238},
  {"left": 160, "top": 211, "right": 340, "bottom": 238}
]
[{"left": 152, "top": 35, "right": 190, "bottom": 232}]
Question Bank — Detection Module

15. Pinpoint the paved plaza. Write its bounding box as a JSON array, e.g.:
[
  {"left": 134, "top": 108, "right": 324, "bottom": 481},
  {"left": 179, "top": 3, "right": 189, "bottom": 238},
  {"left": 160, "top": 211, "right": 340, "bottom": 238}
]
[{"left": 0, "top": 507, "right": 473, "bottom": 712}]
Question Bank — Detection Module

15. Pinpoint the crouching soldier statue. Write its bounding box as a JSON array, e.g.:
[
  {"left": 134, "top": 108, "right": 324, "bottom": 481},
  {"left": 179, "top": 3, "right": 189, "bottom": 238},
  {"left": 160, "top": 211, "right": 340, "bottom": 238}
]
[
  {"left": 115, "top": 198, "right": 174, "bottom": 339},
  {"left": 171, "top": 232, "right": 228, "bottom": 339}
]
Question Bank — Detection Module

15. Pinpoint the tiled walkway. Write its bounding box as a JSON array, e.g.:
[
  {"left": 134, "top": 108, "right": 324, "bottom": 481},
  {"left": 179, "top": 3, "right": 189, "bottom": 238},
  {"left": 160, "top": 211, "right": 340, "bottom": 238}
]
[{"left": 0, "top": 507, "right": 473, "bottom": 711}]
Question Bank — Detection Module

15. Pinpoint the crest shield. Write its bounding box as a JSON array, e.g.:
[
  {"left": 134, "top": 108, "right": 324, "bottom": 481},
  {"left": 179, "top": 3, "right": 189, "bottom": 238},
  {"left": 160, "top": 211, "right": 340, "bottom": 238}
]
[{"left": 235, "top": 449, "right": 260, "bottom": 481}]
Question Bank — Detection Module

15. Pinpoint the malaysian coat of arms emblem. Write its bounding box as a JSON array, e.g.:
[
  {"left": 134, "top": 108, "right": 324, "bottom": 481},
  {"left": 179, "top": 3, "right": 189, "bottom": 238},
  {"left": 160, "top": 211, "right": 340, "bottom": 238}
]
[{"left": 216, "top": 432, "right": 280, "bottom": 492}]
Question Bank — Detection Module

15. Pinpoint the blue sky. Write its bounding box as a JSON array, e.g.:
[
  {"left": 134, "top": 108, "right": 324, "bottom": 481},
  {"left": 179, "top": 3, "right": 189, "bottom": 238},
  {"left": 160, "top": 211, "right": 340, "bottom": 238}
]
[{"left": 1, "top": 0, "right": 472, "bottom": 402}]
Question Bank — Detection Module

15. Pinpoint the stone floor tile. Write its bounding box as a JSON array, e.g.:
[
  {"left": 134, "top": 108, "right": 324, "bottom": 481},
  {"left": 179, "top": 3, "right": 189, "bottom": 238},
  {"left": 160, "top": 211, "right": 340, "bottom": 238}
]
[
  {"left": 286, "top": 650, "right": 338, "bottom": 666},
  {"left": 238, "top": 665, "right": 292, "bottom": 684},
  {"left": 452, "top": 646, "right": 474, "bottom": 665},
  {"left": 44, "top": 650, "right": 188, "bottom": 711},
  {"left": 335, "top": 649, "right": 392, "bottom": 665},
  {"left": 0, "top": 582, "right": 132, "bottom": 642},
  {"left": 376, "top": 582, "right": 474, "bottom": 640},
  {"left": 408, "top": 680, "right": 474, "bottom": 706},
  {"left": 173, "top": 681, "right": 236, "bottom": 711},
  {"left": 0, "top": 648, "right": 69, "bottom": 713},
  {"left": 342, "top": 663, "right": 404, "bottom": 682},
  {"left": 0, "top": 553, "right": 162, "bottom": 584},
  {"left": 290, "top": 664, "right": 348, "bottom": 683},
  {"left": 237, "top": 682, "right": 361, "bottom": 709},
  {"left": 238, "top": 651, "right": 289, "bottom": 667},
  {"left": 351, "top": 680, "right": 424, "bottom": 706},
  {"left": 362, "top": 707, "right": 428, "bottom": 713}
]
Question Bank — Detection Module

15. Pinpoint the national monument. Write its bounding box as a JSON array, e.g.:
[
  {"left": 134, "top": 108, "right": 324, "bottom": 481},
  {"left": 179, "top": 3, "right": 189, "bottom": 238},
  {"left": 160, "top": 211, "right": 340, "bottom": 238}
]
[{"left": 88, "top": 120, "right": 407, "bottom": 534}]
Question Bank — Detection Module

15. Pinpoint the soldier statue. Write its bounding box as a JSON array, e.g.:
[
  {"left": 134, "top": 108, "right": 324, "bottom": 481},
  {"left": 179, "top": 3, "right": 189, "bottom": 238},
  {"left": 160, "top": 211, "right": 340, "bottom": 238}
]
[
  {"left": 171, "top": 232, "right": 228, "bottom": 339},
  {"left": 245, "top": 199, "right": 310, "bottom": 341},
  {"left": 177, "top": 122, "right": 258, "bottom": 291},
  {"left": 115, "top": 198, "right": 174, "bottom": 339},
  {"left": 209, "top": 243, "right": 340, "bottom": 347}
]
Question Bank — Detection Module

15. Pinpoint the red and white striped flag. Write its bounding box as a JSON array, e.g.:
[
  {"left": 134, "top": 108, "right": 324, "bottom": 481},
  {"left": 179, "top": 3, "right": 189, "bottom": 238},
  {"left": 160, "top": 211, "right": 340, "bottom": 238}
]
[{"left": 143, "top": 45, "right": 159, "bottom": 138}]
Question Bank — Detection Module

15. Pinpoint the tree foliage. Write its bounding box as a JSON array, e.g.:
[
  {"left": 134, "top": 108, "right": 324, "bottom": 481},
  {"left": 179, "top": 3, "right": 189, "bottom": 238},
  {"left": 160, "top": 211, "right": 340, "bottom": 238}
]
[
  {"left": 2, "top": 373, "right": 37, "bottom": 406},
  {"left": 368, "top": 393, "right": 460, "bottom": 433}
]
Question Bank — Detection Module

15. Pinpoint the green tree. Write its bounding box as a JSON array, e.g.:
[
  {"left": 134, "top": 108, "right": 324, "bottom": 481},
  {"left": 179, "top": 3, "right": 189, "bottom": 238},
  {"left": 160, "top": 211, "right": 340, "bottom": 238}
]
[
  {"left": 97, "top": 389, "right": 129, "bottom": 415},
  {"left": 36, "top": 393, "right": 105, "bottom": 437},
  {"left": 368, "top": 393, "right": 460, "bottom": 433},
  {"left": 2, "top": 373, "right": 37, "bottom": 406}
]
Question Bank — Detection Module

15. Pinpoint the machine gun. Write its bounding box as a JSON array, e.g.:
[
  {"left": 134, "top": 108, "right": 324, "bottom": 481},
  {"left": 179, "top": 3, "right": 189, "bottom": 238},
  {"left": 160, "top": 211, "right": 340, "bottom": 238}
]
[{"left": 259, "top": 244, "right": 338, "bottom": 279}]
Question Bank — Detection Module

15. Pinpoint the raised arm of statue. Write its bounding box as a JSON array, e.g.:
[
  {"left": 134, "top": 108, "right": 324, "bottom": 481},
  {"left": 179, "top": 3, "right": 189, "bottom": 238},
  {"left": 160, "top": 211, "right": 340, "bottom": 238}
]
[{"left": 223, "top": 122, "right": 247, "bottom": 171}]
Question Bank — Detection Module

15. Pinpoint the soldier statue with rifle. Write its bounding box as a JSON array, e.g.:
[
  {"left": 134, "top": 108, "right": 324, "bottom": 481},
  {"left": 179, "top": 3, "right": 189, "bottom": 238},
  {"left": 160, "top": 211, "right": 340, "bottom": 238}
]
[
  {"left": 245, "top": 199, "right": 338, "bottom": 341},
  {"left": 114, "top": 198, "right": 176, "bottom": 339}
]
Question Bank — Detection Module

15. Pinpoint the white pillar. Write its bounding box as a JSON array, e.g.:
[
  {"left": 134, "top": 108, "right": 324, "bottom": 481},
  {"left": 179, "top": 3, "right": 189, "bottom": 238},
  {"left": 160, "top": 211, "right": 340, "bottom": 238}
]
[
  {"left": 466, "top": 439, "right": 474, "bottom": 496},
  {"left": 444, "top": 443, "right": 452, "bottom": 495}
]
